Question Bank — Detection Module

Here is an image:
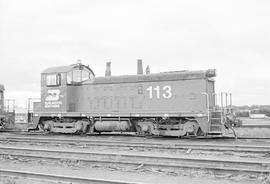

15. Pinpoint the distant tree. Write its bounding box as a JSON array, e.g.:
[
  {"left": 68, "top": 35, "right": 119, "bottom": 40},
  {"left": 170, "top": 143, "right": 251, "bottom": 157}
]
[
  {"left": 233, "top": 105, "right": 270, "bottom": 117},
  {"left": 235, "top": 111, "right": 249, "bottom": 117}
]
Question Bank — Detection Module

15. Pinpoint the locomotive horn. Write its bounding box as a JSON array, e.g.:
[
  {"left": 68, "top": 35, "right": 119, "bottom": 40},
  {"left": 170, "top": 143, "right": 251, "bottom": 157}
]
[
  {"left": 137, "top": 59, "right": 143, "bottom": 75},
  {"left": 105, "top": 62, "right": 111, "bottom": 77}
]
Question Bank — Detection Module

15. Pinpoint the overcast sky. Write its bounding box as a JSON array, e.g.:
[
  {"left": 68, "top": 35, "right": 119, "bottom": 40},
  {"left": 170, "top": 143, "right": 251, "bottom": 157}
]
[{"left": 0, "top": 0, "right": 270, "bottom": 107}]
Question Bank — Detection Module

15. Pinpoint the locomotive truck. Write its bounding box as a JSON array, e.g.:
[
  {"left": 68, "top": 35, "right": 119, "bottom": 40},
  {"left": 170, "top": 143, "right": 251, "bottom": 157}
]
[{"left": 29, "top": 60, "right": 234, "bottom": 137}]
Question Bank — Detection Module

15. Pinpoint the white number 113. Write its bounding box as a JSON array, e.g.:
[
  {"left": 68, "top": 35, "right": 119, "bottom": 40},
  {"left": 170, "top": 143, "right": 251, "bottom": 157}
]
[{"left": 146, "top": 85, "right": 172, "bottom": 99}]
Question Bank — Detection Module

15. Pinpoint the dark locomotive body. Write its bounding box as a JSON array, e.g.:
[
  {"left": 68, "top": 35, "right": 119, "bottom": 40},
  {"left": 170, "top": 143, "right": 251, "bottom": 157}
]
[
  {"left": 0, "top": 84, "right": 5, "bottom": 126},
  {"left": 30, "top": 62, "right": 232, "bottom": 137},
  {"left": 0, "top": 84, "right": 15, "bottom": 129}
]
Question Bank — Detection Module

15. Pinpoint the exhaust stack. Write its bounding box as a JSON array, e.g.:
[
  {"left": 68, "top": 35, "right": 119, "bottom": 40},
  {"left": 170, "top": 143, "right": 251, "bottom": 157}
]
[
  {"left": 105, "top": 62, "right": 111, "bottom": 76},
  {"left": 137, "top": 59, "right": 143, "bottom": 75},
  {"left": 145, "top": 65, "right": 150, "bottom": 74}
]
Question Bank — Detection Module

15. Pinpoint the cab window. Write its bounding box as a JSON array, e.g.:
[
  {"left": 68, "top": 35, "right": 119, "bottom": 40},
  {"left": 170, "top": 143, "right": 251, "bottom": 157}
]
[
  {"left": 73, "top": 68, "right": 82, "bottom": 83},
  {"left": 82, "top": 70, "right": 90, "bottom": 81},
  {"left": 67, "top": 68, "right": 93, "bottom": 84},
  {"left": 46, "top": 74, "right": 61, "bottom": 86}
]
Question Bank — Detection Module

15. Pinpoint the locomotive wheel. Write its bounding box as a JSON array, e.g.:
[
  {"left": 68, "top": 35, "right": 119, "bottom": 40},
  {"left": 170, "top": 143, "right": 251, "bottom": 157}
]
[
  {"left": 38, "top": 123, "right": 45, "bottom": 132},
  {"left": 47, "top": 124, "right": 52, "bottom": 132},
  {"left": 135, "top": 124, "right": 143, "bottom": 135},
  {"left": 135, "top": 121, "right": 154, "bottom": 135},
  {"left": 183, "top": 120, "right": 199, "bottom": 136}
]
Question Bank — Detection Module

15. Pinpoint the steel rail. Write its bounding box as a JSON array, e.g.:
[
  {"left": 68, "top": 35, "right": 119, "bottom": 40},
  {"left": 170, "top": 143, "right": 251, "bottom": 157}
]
[
  {"left": 2, "top": 130, "right": 270, "bottom": 138},
  {"left": 1, "top": 136, "right": 270, "bottom": 154},
  {"left": 0, "top": 146, "right": 269, "bottom": 174},
  {"left": 237, "top": 137, "right": 270, "bottom": 140},
  {"left": 240, "top": 125, "right": 270, "bottom": 128},
  {"left": 0, "top": 168, "right": 140, "bottom": 184},
  {"left": 1, "top": 131, "right": 270, "bottom": 141}
]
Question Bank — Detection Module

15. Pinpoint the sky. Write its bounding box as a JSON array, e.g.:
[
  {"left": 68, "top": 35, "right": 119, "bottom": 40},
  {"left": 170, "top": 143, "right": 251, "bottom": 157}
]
[{"left": 0, "top": 0, "right": 270, "bottom": 107}]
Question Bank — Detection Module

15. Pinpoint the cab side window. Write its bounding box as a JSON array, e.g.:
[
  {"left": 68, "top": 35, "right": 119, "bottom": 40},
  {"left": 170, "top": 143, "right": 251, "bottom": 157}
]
[
  {"left": 67, "top": 68, "right": 93, "bottom": 85},
  {"left": 72, "top": 68, "right": 82, "bottom": 83},
  {"left": 82, "top": 70, "right": 90, "bottom": 81},
  {"left": 67, "top": 71, "right": 72, "bottom": 84},
  {"left": 46, "top": 74, "right": 61, "bottom": 86}
]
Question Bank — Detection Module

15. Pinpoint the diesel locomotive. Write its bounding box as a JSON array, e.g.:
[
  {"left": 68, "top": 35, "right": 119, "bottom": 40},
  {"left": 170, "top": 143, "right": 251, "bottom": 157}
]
[
  {"left": 29, "top": 60, "right": 234, "bottom": 137},
  {"left": 0, "top": 84, "right": 15, "bottom": 129},
  {"left": 0, "top": 84, "right": 5, "bottom": 128}
]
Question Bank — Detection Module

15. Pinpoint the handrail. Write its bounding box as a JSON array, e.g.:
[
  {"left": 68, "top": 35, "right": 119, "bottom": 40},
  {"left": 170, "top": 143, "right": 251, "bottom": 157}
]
[
  {"left": 201, "top": 92, "right": 210, "bottom": 122},
  {"left": 201, "top": 92, "right": 233, "bottom": 123},
  {"left": 212, "top": 92, "right": 233, "bottom": 113}
]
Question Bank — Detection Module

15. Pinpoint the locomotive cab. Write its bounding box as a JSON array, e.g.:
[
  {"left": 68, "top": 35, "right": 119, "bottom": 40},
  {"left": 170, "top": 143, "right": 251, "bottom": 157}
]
[
  {"left": 30, "top": 63, "right": 95, "bottom": 133},
  {"left": 40, "top": 63, "right": 94, "bottom": 113}
]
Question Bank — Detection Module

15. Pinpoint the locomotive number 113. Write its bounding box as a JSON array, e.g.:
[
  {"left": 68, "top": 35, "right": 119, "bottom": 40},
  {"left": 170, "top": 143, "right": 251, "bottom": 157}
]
[{"left": 146, "top": 85, "right": 172, "bottom": 99}]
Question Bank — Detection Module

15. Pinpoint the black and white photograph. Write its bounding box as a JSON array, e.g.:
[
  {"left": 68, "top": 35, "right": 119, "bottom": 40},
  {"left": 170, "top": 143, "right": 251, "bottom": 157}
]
[{"left": 0, "top": 0, "right": 269, "bottom": 183}]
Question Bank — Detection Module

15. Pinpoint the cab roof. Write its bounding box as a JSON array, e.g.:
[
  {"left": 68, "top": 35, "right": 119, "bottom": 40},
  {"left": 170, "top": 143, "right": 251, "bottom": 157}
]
[
  {"left": 42, "top": 63, "right": 94, "bottom": 75},
  {"left": 42, "top": 65, "right": 75, "bottom": 74}
]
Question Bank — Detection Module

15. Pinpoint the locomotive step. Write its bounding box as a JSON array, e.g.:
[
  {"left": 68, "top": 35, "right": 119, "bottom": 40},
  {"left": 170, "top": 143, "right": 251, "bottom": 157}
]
[
  {"left": 210, "top": 119, "right": 222, "bottom": 125},
  {"left": 211, "top": 112, "right": 222, "bottom": 118},
  {"left": 210, "top": 127, "right": 222, "bottom": 132},
  {"left": 210, "top": 125, "right": 223, "bottom": 127}
]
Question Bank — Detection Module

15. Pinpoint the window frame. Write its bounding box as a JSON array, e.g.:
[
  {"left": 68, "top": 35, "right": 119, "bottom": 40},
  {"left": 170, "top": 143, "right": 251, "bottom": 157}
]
[
  {"left": 67, "top": 67, "right": 93, "bottom": 85},
  {"left": 46, "top": 73, "right": 61, "bottom": 87}
]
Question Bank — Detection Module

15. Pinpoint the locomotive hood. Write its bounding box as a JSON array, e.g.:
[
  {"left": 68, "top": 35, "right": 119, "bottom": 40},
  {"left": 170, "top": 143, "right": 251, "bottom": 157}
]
[{"left": 85, "top": 69, "right": 216, "bottom": 84}]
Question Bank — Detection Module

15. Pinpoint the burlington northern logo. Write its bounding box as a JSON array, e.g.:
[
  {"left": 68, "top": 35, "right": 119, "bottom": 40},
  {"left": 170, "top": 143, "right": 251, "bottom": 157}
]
[
  {"left": 44, "top": 89, "right": 63, "bottom": 108},
  {"left": 45, "top": 89, "right": 61, "bottom": 101}
]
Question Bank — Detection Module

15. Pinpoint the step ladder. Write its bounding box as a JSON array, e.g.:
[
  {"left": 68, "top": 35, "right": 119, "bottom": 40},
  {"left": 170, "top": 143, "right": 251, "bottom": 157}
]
[{"left": 209, "top": 111, "right": 223, "bottom": 133}]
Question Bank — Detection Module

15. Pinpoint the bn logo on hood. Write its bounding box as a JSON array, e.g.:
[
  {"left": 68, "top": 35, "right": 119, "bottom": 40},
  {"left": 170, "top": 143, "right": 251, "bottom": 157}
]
[{"left": 45, "top": 89, "right": 63, "bottom": 108}]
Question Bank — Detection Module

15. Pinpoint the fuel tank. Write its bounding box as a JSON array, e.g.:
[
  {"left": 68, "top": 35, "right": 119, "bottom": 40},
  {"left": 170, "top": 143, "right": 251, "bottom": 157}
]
[{"left": 94, "top": 121, "right": 131, "bottom": 132}]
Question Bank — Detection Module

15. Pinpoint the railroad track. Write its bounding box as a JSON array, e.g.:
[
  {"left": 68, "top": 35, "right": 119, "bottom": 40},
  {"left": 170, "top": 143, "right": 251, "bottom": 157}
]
[
  {"left": 1, "top": 130, "right": 270, "bottom": 141},
  {"left": 1, "top": 136, "right": 270, "bottom": 154},
  {"left": 0, "top": 145, "right": 269, "bottom": 174},
  {"left": 0, "top": 168, "right": 139, "bottom": 184}
]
